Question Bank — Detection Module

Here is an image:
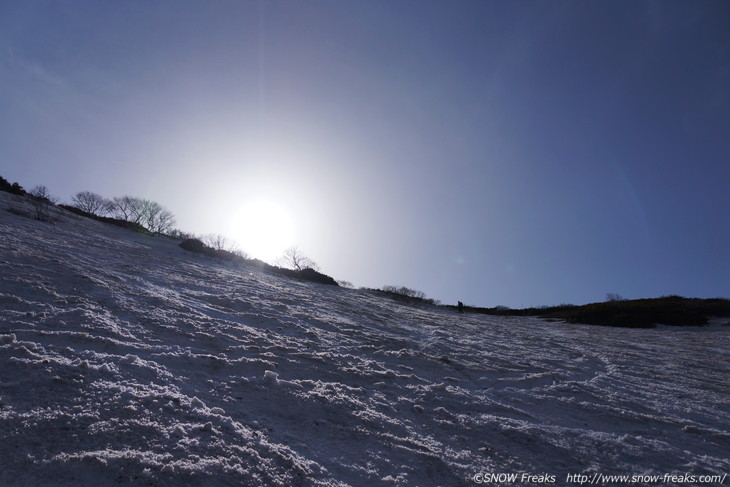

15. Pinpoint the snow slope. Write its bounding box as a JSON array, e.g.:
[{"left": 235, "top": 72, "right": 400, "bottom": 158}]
[{"left": 1, "top": 191, "right": 728, "bottom": 487}]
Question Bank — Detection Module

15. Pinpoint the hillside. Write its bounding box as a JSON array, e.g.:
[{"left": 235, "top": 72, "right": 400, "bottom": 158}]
[{"left": 1, "top": 191, "right": 729, "bottom": 486}]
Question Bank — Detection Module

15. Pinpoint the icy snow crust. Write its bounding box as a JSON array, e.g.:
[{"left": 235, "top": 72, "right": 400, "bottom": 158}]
[{"left": 1, "top": 192, "right": 728, "bottom": 487}]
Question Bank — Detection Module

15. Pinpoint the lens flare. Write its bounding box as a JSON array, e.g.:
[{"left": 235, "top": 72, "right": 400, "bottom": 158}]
[{"left": 232, "top": 199, "right": 294, "bottom": 263}]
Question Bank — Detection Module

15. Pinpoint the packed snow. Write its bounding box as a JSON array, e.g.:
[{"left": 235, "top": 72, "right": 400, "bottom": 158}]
[{"left": 1, "top": 191, "right": 728, "bottom": 487}]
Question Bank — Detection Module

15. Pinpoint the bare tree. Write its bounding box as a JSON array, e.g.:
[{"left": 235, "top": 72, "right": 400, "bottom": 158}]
[
  {"left": 200, "top": 233, "right": 240, "bottom": 252},
  {"left": 109, "top": 196, "right": 175, "bottom": 234},
  {"left": 140, "top": 200, "right": 175, "bottom": 234},
  {"left": 70, "top": 191, "right": 110, "bottom": 216},
  {"left": 126, "top": 197, "right": 146, "bottom": 225},
  {"left": 278, "top": 246, "right": 320, "bottom": 271},
  {"left": 110, "top": 196, "right": 136, "bottom": 221},
  {"left": 149, "top": 207, "right": 175, "bottom": 234},
  {"left": 232, "top": 248, "right": 250, "bottom": 260},
  {"left": 29, "top": 185, "right": 57, "bottom": 221},
  {"left": 382, "top": 285, "right": 426, "bottom": 299}
]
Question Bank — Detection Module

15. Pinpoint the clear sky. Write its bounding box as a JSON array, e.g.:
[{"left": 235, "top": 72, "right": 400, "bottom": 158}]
[{"left": 1, "top": 1, "right": 729, "bottom": 308}]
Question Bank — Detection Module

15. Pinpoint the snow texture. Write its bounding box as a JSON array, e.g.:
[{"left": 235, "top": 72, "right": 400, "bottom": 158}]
[{"left": 1, "top": 191, "right": 728, "bottom": 486}]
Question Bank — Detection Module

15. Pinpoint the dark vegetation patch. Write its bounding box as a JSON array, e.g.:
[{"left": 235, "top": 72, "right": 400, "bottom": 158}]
[
  {"left": 296, "top": 267, "right": 340, "bottom": 286},
  {"left": 179, "top": 238, "right": 207, "bottom": 253},
  {"left": 59, "top": 205, "right": 150, "bottom": 233},
  {"left": 0, "top": 176, "right": 27, "bottom": 196},
  {"left": 448, "top": 303, "right": 579, "bottom": 317},
  {"left": 547, "top": 296, "right": 730, "bottom": 328},
  {"left": 456, "top": 297, "right": 730, "bottom": 328},
  {"left": 371, "top": 286, "right": 439, "bottom": 306}
]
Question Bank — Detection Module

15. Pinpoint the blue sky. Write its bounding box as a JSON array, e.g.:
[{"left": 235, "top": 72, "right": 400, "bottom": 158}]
[{"left": 1, "top": 1, "right": 728, "bottom": 308}]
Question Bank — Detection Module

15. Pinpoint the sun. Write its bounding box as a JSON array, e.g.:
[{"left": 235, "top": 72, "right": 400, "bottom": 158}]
[{"left": 232, "top": 199, "right": 294, "bottom": 263}]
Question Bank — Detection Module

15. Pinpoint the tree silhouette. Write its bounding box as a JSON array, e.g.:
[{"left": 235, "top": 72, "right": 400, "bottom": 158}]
[
  {"left": 70, "top": 191, "right": 110, "bottom": 216},
  {"left": 29, "top": 185, "right": 57, "bottom": 221},
  {"left": 109, "top": 196, "right": 175, "bottom": 234},
  {"left": 278, "top": 246, "right": 320, "bottom": 271}
]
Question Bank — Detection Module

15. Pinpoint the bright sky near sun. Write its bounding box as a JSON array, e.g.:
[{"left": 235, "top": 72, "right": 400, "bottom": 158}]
[{"left": 1, "top": 1, "right": 729, "bottom": 308}]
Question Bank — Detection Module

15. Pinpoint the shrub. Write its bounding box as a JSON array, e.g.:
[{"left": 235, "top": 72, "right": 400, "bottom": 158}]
[
  {"left": 29, "top": 185, "right": 57, "bottom": 222},
  {"left": 231, "top": 249, "right": 250, "bottom": 260},
  {"left": 382, "top": 285, "right": 427, "bottom": 300},
  {"left": 201, "top": 234, "right": 237, "bottom": 252},
  {"left": 297, "top": 268, "right": 339, "bottom": 286},
  {"left": 377, "top": 285, "right": 437, "bottom": 305},
  {"left": 168, "top": 229, "right": 197, "bottom": 240},
  {"left": 0, "top": 176, "right": 26, "bottom": 195},
  {"left": 59, "top": 204, "right": 95, "bottom": 219},
  {"left": 543, "top": 296, "right": 730, "bottom": 328},
  {"left": 180, "top": 238, "right": 207, "bottom": 254},
  {"left": 0, "top": 176, "right": 11, "bottom": 192}
]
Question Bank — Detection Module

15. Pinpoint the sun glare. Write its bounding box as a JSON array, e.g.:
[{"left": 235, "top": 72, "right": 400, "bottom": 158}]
[{"left": 232, "top": 199, "right": 294, "bottom": 263}]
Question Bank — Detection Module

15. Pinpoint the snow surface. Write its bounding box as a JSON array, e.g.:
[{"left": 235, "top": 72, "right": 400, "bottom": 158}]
[{"left": 1, "top": 191, "right": 728, "bottom": 487}]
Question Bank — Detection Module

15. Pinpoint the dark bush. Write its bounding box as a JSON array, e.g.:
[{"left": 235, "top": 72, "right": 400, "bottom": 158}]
[
  {"left": 0, "top": 176, "right": 26, "bottom": 195},
  {"left": 297, "top": 268, "right": 339, "bottom": 286},
  {"left": 241, "top": 260, "right": 339, "bottom": 286},
  {"left": 376, "top": 285, "right": 437, "bottom": 305},
  {"left": 60, "top": 204, "right": 96, "bottom": 219},
  {"left": 543, "top": 297, "right": 730, "bottom": 328},
  {"left": 168, "top": 229, "right": 196, "bottom": 240},
  {"left": 180, "top": 238, "right": 207, "bottom": 254},
  {"left": 59, "top": 204, "right": 151, "bottom": 233},
  {"left": 382, "top": 285, "right": 427, "bottom": 300},
  {"left": 0, "top": 176, "right": 11, "bottom": 192},
  {"left": 29, "top": 185, "right": 57, "bottom": 222}
]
